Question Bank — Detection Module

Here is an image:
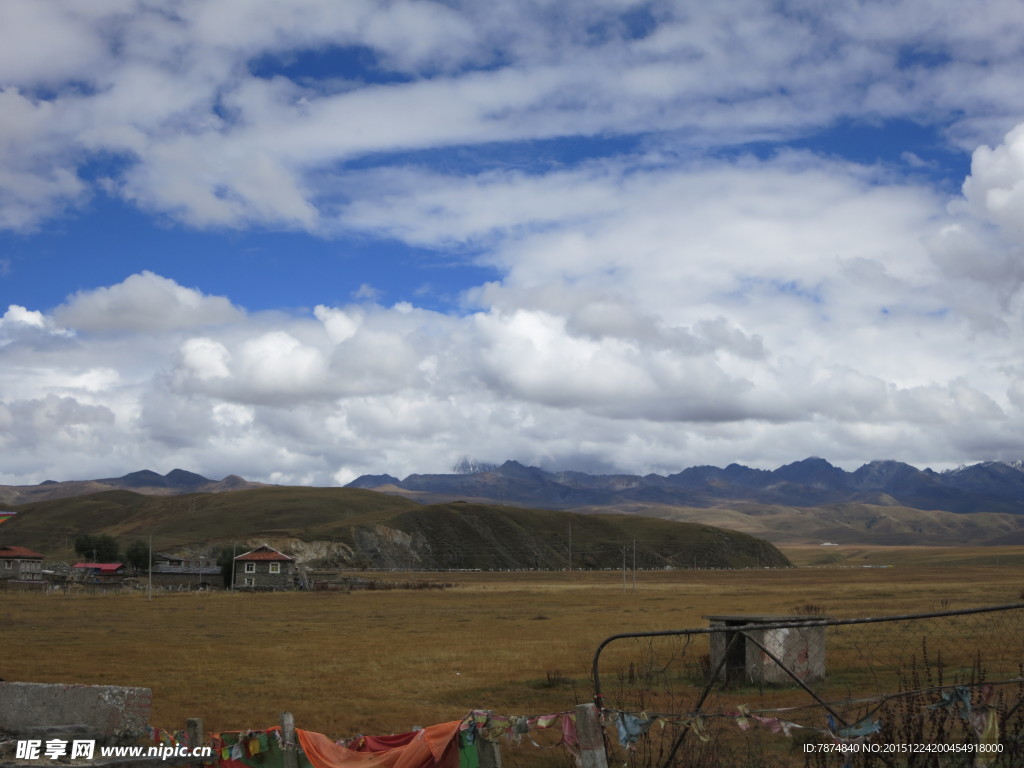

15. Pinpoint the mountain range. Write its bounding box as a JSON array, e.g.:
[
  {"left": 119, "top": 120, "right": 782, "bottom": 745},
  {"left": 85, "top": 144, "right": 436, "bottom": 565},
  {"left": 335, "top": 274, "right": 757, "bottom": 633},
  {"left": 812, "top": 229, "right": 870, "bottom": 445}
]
[
  {"left": 348, "top": 457, "right": 1024, "bottom": 515},
  {"left": 0, "top": 469, "right": 263, "bottom": 507},
  {"left": 7, "top": 458, "right": 1024, "bottom": 547}
]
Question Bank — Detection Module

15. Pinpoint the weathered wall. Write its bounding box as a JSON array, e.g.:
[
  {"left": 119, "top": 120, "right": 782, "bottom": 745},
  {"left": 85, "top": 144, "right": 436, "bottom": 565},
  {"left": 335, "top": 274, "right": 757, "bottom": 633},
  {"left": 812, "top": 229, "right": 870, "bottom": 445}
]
[{"left": 0, "top": 682, "right": 152, "bottom": 744}]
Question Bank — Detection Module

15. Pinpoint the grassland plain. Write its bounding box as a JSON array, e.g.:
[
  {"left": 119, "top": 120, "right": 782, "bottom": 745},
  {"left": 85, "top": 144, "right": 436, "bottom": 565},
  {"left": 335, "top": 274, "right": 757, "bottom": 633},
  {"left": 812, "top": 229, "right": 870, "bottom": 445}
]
[{"left": 3, "top": 554, "right": 1024, "bottom": 764}]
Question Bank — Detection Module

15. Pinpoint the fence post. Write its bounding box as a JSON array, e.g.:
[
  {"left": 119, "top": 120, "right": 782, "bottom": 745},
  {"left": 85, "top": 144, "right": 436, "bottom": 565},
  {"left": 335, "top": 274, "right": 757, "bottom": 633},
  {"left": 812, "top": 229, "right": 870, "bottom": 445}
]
[
  {"left": 477, "top": 737, "right": 502, "bottom": 768},
  {"left": 186, "top": 718, "right": 203, "bottom": 768},
  {"left": 575, "top": 704, "right": 608, "bottom": 768},
  {"left": 281, "top": 712, "right": 299, "bottom": 768}
]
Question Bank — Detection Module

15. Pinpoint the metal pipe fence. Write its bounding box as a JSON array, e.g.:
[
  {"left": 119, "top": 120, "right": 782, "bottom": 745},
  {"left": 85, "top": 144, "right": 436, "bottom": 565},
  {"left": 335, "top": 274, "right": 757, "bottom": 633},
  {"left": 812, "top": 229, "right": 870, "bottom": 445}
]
[{"left": 591, "top": 603, "right": 1024, "bottom": 767}]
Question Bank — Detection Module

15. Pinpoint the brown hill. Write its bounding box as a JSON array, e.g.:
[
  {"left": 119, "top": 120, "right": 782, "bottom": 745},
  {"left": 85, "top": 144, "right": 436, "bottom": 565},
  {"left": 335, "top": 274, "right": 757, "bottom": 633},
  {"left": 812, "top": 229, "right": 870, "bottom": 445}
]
[{"left": 0, "top": 487, "right": 790, "bottom": 570}]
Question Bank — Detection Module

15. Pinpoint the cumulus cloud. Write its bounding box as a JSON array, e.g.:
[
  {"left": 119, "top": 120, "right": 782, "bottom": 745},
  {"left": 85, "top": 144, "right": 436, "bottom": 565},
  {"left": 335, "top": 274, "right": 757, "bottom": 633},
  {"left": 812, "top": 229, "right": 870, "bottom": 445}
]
[
  {"left": 8, "top": 134, "right": 1024, "bottom": 483},
  {"left": 2, "top": 304, "right": 49, "bottom": 332},
  {"left": 180, "top": 337, "right": 232, "bottom": 381},
  {"left": 0, "top": 394, "right": 116, "bottom": 477},
  {"left": 8, "top": 3, "right": 1024, "bottom": 484},
  {"left": 54, "top": 271, "right": 244, "bottom": 333},
  {"left": 962, "top": 123, "right": 1024, "bottom": 240},
  {"left": 0, "top": 304, "right": 73, "bottom": 347},
  {"left": 314, "top": 305, "right": 361, "bottom": 344}
]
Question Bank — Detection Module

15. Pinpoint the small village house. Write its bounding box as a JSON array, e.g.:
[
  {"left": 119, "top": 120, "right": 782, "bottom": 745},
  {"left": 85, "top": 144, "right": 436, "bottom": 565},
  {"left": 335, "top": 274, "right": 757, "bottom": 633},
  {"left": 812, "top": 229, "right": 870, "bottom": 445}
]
[
  {"left": 72, "top": 562, "right": 126, "bottom": 582},
  {"left": 149, "top": 551, "right": 224, "bottom": 589},
  {"left": 233, "top": 544, "right": 296, "bottom": 590},
  {"left": 0, "top": 545, "right": 45, "bottom": 582}
]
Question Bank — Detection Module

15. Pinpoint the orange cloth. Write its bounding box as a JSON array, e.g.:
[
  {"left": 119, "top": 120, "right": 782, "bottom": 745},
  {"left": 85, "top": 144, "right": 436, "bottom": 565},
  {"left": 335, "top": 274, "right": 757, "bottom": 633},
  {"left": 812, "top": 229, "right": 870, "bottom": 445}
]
[{"left": 297, "top": 722, "right": 461, "bottom": 768}]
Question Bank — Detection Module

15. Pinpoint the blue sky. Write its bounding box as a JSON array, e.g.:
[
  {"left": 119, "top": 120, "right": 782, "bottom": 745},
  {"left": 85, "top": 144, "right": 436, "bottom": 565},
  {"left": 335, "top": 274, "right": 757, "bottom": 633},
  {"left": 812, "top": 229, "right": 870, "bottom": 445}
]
[{"left": 3, "top": 0, "right": 1024, "bottom": 486}]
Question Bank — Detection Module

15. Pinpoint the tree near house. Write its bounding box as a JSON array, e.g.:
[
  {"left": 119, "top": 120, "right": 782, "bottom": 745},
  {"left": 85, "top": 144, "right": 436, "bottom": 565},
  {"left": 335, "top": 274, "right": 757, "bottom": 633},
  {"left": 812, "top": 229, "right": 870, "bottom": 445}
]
[
  {"left": 215, "top": 546, "right": 236, "bottom": 587},
  {"left": 73, "top": 533, "right": 120, "bottom": 562},
  {"left": 124, "top": 540, "right": 151, "bottom": 572}
]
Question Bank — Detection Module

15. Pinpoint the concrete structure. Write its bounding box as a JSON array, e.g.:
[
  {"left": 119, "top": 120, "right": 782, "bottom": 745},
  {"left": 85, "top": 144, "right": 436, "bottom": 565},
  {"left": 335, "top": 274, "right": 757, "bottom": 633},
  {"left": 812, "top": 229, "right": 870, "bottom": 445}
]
[
  {"left": 233, "top": 544, "right": 296, "bottom": 590},
  {"left": 576, "top": 703, "right": 608, "bottom": 768},
  {"left": 0, "top": 681, "right": 152, "bottom": 745},
  {"left": 0, "top": 545, "right": 45, "bottom": 582},
  {"left": 705, "top": 614, "right": 827, "bottom": 685}
]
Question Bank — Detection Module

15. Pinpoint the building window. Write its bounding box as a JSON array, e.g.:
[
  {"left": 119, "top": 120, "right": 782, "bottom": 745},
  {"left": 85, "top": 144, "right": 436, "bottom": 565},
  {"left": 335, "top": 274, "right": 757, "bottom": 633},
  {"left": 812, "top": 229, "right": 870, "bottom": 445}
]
[
  {"left": 244, "top": 578, "right": 254, "bottom": 586},
  {"left": 4, "top": 561, "right": 10, "bottom": 569},
  {"left": 269, "top": 562, "right": 281, "bottom": 574},
  {"left": 244, "top": 562, "right": 255, "bottom": 573}
]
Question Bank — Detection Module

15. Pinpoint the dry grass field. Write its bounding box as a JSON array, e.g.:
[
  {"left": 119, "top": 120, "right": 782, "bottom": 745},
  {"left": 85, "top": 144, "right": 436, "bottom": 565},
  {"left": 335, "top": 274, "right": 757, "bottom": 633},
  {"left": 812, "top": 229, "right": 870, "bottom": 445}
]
[{"left": 3, "top": 550, "right": 1024, "bottom": 764}]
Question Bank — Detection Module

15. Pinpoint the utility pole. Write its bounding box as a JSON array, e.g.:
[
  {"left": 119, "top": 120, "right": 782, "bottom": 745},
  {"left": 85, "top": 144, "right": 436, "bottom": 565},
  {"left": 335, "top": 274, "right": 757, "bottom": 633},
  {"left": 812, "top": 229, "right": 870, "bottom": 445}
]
[
  {"left": 632, "top": 539, "right": 637, "bottom": 591},
  {"left": 147, "top": 534, "right": 153, "bottom": 600},
  {"left": 568, "top": 523, "right": 572, "bottom": 572}
]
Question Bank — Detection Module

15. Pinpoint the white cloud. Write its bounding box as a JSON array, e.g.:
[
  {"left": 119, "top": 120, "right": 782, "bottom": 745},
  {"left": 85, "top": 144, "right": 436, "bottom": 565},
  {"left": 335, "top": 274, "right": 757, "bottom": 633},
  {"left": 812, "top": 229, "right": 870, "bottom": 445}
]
[
  {"left": 0, "top": 304, "right": 73, "bottom": 345},
  {"left": 180, "top": 337, "right": 232, "bottom": 381},
  {"left": 314, "top": 305, "right": 361, "bottom": 344},
  {"left": 3, "top": 2, "right": 1024, "bottom": 231},
  {"left": 54, "top": 271, "right": 244, "bottom": 333},
  {"left": 237, "top": 331, "right": 329, "bottom": 395},
  {"left": 8, "top": 133, "right": 1024, "bottom": 483},
  {"left": 0, "top": 394, "right": 116, "bottom": 454},
  {"left": 0, "top": 88, "right": 87, "bottom": 230},
  {"left": 8, "top": 3, "right": 1024, "bottom": 484},
  {"left": 2, "top": 304, "right": 47, "bottom": 330},
  {"left": 0, "top": 2, "right": 115, "bottom": 86},
  {"left": 962, "top": 123, "right": 1024, "bottom": 240}
]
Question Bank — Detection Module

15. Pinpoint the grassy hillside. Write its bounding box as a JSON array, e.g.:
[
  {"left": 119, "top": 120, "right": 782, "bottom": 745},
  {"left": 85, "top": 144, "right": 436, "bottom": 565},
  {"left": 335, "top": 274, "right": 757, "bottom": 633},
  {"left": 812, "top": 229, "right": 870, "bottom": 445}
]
[
  {"left": 585, "top": 500, "right": 1024, "bottom": 545},
  {"left": 0, "top": 488, "right": 790, "bottom": 569},
  {"left": 1, "top": 487, "right": 420, "bottom": 552},
  {"left": 387, "top": 503, "right": 789, "bottom": 570},
  {"left": 781, "top": 543, "right": 1024, "bottom": 568}
]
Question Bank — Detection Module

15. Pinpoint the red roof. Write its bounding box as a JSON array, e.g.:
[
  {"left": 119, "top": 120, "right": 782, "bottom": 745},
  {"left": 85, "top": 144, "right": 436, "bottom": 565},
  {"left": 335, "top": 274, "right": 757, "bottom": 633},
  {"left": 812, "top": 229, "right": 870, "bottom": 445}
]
[
  {"left": 72, "top": 562, "right": 124, "bottom": 572},
  {"left": 235, "top": 545, "right": 293, "bottom": 562},
  {"left": 0, "top": 545, "right": 43, "bottom": 559}
]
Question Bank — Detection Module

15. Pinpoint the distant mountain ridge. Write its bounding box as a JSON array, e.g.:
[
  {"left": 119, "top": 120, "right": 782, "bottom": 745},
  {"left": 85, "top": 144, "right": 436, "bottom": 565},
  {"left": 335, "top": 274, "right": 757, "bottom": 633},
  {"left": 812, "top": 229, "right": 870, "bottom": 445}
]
[
  {"left": 0, "top": 469, "right": 263, "bottom": 506},
  {"left": 5, "top": 460, "right": 1024, "bottom": 547},
  {"left": 348, "top": 457, "right": 1024, "bottom": 516}
]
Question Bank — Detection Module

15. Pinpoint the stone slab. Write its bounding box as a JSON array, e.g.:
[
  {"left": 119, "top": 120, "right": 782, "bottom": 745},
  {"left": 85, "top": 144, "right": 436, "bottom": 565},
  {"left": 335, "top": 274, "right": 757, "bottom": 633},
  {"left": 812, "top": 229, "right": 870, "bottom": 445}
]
[{"left": 0, "top": 682, "right": 152, "bottom": 745}]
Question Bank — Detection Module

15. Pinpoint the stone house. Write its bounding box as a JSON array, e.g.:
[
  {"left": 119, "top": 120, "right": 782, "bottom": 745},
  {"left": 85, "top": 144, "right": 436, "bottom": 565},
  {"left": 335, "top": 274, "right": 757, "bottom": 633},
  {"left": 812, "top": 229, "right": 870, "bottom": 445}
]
[
  {"left": 233, "top": 544, "right": 296, "bottom": 590},
  {"left": 150, "top": 552, "right": 224, "bottom": 589},
  {"left": 0, "top": 545, "right": 45, "bottom": 582}
]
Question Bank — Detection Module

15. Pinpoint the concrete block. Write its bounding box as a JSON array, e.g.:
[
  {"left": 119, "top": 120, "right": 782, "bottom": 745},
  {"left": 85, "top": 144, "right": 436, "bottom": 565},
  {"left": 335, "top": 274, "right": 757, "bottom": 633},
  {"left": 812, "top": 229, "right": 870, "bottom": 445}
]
[{"left": 0, "top": 682, "right": 152, "bottom": 745}]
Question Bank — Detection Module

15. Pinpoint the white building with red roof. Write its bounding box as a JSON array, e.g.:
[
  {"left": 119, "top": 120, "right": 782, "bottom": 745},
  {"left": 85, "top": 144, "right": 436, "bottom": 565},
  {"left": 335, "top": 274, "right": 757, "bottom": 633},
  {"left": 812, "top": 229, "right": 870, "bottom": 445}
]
[{"left": 0, "top": 545, "right": 45, "bottom": 581}]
